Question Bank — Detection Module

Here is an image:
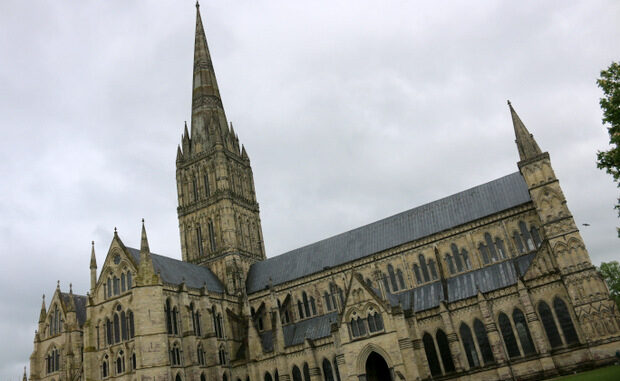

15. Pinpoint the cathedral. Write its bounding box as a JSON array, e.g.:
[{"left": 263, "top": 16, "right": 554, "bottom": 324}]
[{"left": 28, "top": 4, "right": 620, "bottom": 381}]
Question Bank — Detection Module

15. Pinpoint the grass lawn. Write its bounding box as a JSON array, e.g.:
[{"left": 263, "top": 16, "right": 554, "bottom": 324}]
[{"left": 551, "top": 365, "right": 620, "bottom": 380}]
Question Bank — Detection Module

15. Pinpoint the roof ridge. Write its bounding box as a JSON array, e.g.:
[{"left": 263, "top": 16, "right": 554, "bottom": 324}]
[{"left": 262, "top": 171, "right": 524, "bottom": 262}]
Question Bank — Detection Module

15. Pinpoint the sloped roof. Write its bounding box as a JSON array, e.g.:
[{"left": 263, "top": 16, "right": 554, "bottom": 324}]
[
  {"left": 387, "top": 253, "right": 536, "bottom": 312},
  {"left": 247, "top": 172, "right": 531, "bottom": 293},
  {"left": 126, "top": 248, "right": 224, "bottom": 293},
  {"left": 259, "top": 312, "right": 339, "bottom": 351},
  {"left": 60, "top": 293, "right": 88, "bottom": 327}
]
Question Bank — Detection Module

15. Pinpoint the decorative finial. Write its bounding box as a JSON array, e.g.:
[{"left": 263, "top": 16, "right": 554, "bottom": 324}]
[
  {"left": 507, "top": 99, "right": 512, "bottom": 106},
  {"left": 42, "top": 294, "right": 45, "bottom": 302},
  {"left": 56, "top": 280, "right": 60, "bottom": 288},
  {"left": 142, "top": 218, "right": 145, "bottom": 225},
  {"left": 114, "top": 227, "right": 117, "bottom": 233},
  {"left": 91, "top": 240, "right": 94, "bottom": 247},
  {"left": 196, "top": 0, "right": 200, "bottom": 8},
  {"left": 69, "top": 283, "right": 73, "bottom": 294}
]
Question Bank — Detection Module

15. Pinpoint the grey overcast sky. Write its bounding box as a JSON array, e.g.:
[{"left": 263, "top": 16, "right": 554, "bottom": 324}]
[{"left": 1, "top": 0, "right": 619, "bottom": 378}]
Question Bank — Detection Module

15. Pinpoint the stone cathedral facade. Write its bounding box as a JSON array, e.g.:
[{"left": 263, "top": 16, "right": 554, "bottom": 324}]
[{"left": 28, "top": 5, "right": 620, "bottom": 381}]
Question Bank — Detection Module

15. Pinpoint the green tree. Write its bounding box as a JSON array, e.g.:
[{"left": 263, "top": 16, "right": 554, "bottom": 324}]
[
  {"left": 596, "top": 61, "right": 620, "bottom": 235},
  {"left": 599, "top": 261, "right": 620, "bottom": 310}
]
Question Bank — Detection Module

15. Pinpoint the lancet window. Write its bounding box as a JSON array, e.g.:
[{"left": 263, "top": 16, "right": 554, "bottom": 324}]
[
  {"left": 423, "top": 333, "right": 442, "bottom": 376},
  {"left": 538, "top": 301, "right": 562, "bottom": 348},
  {"left": 197, "top": 344, "right": 206, "bottom": 366},
  {"left": 553, "top": 297, "right": 579, "bottom": 345},
  {"left": 46, "top": 347, "right": 60, "bottom": 374},
  {"left": 367, "top": 312, "right": 384, "bottom": 333},
  {"left": 208, "top": 220, "right": 216, "bottom": 252},
  {"left": 460, "top": 323, "right": 480, "bottom": 368},
  {"left": 116, "top": 350, "right": 125, "bottom": 375},
  {"left": 436, "top": 329, "right": 455, "bottom": 373},
  {"left": 479, "top": 233, "right": 507, "bottom": 264},
  {"left": 48, "top": 305, "right": 62, "bottom": 336},
  {"left": 473, "top": 318, "right": 494, "bottom": 364},
  {"left": 513, "top": 221, "right": 542, "bottom": 254},
  {"left": 170, "top": 342, "right": 182, "bottom": 366},
  {"left": 102, "top": 355, "right": 109, "bottom": 378},
  {"left": 190, "top": 303, "right": 202, "bottom": 336}
]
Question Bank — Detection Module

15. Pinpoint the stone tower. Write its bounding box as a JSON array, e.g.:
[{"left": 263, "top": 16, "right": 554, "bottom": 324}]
[
  {"left": 509, "top": 101, "right": 620, "bottom": 343},
  {"left": 176, "top": 3, "right": 265, "bottom": 293}
]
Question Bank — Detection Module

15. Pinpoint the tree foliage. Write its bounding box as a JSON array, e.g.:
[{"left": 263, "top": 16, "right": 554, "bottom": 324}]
[
  {"left": 596, "top": 62, "right": 620, "bottom": 230},
  {"left": 599, "top": 261, "right": 620, "bottom": 310}
]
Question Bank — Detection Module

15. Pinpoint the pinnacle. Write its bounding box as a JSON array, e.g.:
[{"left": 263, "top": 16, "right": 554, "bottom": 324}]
[
  {"left": 508, "top": 101, "right": 543, "bottom": 161},
  {"left": 140, "top": 218, "right": 150, "bottom": 254}
]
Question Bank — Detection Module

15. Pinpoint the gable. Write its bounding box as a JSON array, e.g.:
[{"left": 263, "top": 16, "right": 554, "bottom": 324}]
[{"left": 247, "top": 172, "right": 531, "bottom": 293}]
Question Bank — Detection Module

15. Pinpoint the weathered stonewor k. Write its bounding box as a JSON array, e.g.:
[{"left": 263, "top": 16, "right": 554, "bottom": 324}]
[{"left": 26, "top": 4, "right": 620, "bottom": 381}]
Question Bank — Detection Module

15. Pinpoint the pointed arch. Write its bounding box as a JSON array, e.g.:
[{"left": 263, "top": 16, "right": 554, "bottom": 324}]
[
  {"left": 473, "top": 318, "right": 494, "bottom": 364},
  {"left": 553, "top": 297, "right": 579, "bottom": 345},
  {"left": 388, "top": 264, "right": 398, "bottom": 291},
  {"left": 303, "top": 363, "right": 311, "bottom": 381},
  {"left": 513, "top": 308, "right": 536, "bottom": 355},
  {"left": 436, "top": 329, "right": 455, "bottom": 373},
  {"left": 538, "top": 301, "right": 562, "bottom": 348},
  {"left": 292, "top": 365, "right": 302, "bottom": 381},
  {"left": 423, "top": 333, "right": 442, "bottom": 376},
  {"left": 498, "top": 312, "right": 520, "bottom": 358},
  {"left": 419, "top": 254, "right": 430, "bottom": 282},
  {"left": 459, "top": 323, "right": 480, "bottom": 368}
]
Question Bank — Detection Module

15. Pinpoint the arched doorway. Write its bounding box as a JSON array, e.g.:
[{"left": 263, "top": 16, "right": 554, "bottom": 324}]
[{"left": 365, "top": 352, "right": 391, "bottom": 381}]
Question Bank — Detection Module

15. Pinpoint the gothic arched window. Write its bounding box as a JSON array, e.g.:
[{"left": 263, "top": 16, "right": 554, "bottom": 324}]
[
  {"left": 324, "top": 292, "right": 332, "bottom": 311},
  {"left": 322, "top": 358, "right": 334, "bottom": 381},
  {"left": 196, "top": 225, "right": 204, "bottom": 257},
  {"left": 428, "top": 259, "right": 438, "bottom": 280},
  {"left": 498, "top": 312, "right": 520, "bottom": 358},
  {"left": 292, "top": 366, "right": 302, "bottom": 381},
  {"left": 102, "top": 355, "right": 109, "bottom": 378},
  {"left": 264, "top": 372, "right": 272, "bottom": 381},
  {"left": 170, "top": 343, "right": 182, "bottom": 366},
  {"left": 113, "top": 313, "right": 120, "bottom": 343},
  {"left": 208, "top": 220, "right": 216, "bottom": 252},
  {"left": 473, "top": 318, "right": 494, "bottom": 365},
  {"left": 106, "top": 318, "right": 113, "bottom": 345},
  {"left": 459, "top": 323, "right": 480, "bottom": 368},
  {"left": 436, "top": 329, "right": 455, "bottom": 373},
  {"left": 204, "top": 173, "right": 210, "bottom": 197},
  {"left": 116, "top": 350, "right": 125, "bottom": 374},
  {"left": 423, "top": 333, "right": 442, "bottom": 376},
  {"left": 513, "top": 308, "right": 536, "bottom": 355},
  {"left": 165, "top": 299, "right": 173, "bottom": 335},
  {"left": 172, "top": 306, "right": 179, "bottom": 335},
  {"left": 461, "top": 249, "right": 472, "bottom": 269},
  {"left": 419, "top": 254, "right": 430, "bottom": 282},
  {"left": 485, "top": 233, "right": 497, "bottom": 261},
  {"left": 127, "top": 271, "right": 132, "bottom": 289},
  {"left": 445, "top": 254, "right": 455, "bottom": 274},
  {"left": 452, "top": 244, "right": 463, "bottom": 272},
  {"left": 302, "top": 292, "right": 310, "bottom": 317},
  {"left": 479, "top": 243, "right": 490, "bottom": 264},
  {"left": 120, "top": 310, "right": 128, "bottom": 341},
  {"left": 538, "top": 301, "right": 562, "bottom": 348},
  {"left": 297, "top": 300, "right": 304, "bottom": 320},
  {"left": 310, "top": 296, "right": 316, "bottom": 316},
  {"left": 553, "top": 297, "right": 579, "bottom": 345},
  {"left": 197, "top": 344, "right": 206, "bottom": 366},
  {"left": 413, "top": 264, "right": 422, "bottom": 284},
  {"left": 388, "top": 264, "right": 398, "bottom": 291},
  {"left": 121, "top": 273, "right": 126, "bottom": 292},
  {"left": 397, "top": 269, "right": 406, "bottom": 290},
  {"left": 303, "top": 363, "right": 311, "bottom": 381},
  {"left": 333, "top": 356, "right": 341, "bottom": 381}
]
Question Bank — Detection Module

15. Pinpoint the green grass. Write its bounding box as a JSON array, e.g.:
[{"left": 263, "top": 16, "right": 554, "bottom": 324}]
[{"left": 552, "top": 365, "right": 620, "bottom": 381}]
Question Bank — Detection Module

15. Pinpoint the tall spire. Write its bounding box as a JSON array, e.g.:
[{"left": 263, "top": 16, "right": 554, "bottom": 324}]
[
  {"left": 508, "top": 100, "right": 543, "bottom": 161},
  {"left": 140, "top": 218, "right": 150, "bottom": 254},
  {"left": 191, "top": 2, "right": 227, "bottom": 139}
]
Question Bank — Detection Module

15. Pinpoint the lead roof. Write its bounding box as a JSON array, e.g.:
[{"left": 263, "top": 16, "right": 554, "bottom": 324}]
[
  {"left": 60, "top": 293, "right": 88, "bottom": 327},
  {"left": 246, "top": 172, "right": 531, "bottom": 293},
  {"left": 127, "top": 247, "right": 225, "bottom": 293}
]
